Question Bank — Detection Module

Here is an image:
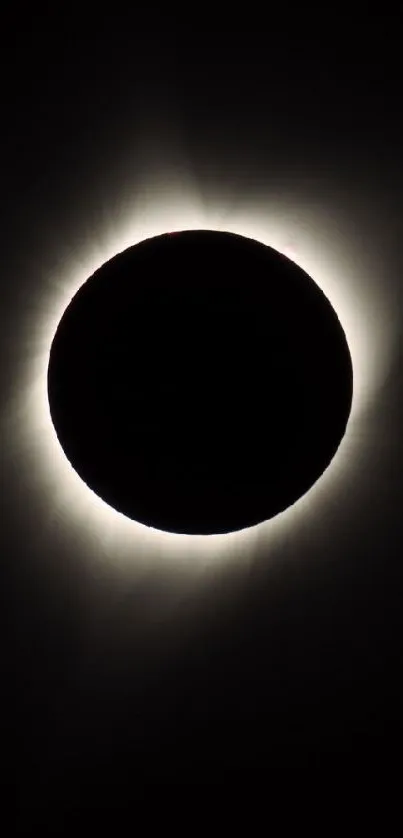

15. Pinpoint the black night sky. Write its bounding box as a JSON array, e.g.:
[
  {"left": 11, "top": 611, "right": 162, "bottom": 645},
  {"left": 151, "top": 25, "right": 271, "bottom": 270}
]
[{"left": 4, "top": 14, "right": 403, "bottom": 832}]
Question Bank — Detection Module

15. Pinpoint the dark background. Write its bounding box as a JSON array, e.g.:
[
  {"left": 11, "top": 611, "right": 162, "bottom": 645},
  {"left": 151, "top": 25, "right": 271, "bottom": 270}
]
[{"left": 3, "top": 13, "right": 402, "bottom": 831}]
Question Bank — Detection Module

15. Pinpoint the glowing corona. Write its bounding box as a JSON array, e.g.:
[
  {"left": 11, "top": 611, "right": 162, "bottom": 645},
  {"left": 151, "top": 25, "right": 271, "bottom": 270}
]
[{"left": 5, "top": 183, "right": 398, "bottom": 573}]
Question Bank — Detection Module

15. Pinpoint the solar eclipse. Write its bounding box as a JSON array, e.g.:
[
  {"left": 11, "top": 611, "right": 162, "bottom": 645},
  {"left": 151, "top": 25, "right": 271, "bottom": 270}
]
[{"left": 47, "top": 229, "right": 353, "bottom": 535}]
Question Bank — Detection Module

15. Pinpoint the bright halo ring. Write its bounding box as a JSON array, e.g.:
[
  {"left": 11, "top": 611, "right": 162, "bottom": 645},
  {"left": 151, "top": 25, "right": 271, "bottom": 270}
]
[{"left": 5, "top": 190, "right": 398, "bottom": 572}]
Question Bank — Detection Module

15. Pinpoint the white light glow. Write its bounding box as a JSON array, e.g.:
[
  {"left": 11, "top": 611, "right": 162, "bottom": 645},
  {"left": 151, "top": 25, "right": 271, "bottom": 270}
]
[{"left": 4, "top": 178, "right": 399, "bottom": 575}]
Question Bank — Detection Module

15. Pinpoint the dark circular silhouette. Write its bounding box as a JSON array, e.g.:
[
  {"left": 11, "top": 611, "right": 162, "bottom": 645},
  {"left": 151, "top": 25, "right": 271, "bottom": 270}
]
[{"left": 47, "top": 230, "right": 353, "bottom": 535}]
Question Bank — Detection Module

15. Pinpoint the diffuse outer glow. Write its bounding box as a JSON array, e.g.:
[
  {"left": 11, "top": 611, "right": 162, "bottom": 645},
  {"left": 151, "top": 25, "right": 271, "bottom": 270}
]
[{"left": 4, "top": 182, "right": 398, "bottom": 575}]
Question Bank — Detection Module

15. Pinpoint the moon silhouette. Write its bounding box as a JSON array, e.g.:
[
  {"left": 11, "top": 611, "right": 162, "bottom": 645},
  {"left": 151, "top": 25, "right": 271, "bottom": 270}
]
[{"left": 47, "top": 230, "right": 353, "bottom": 534}]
